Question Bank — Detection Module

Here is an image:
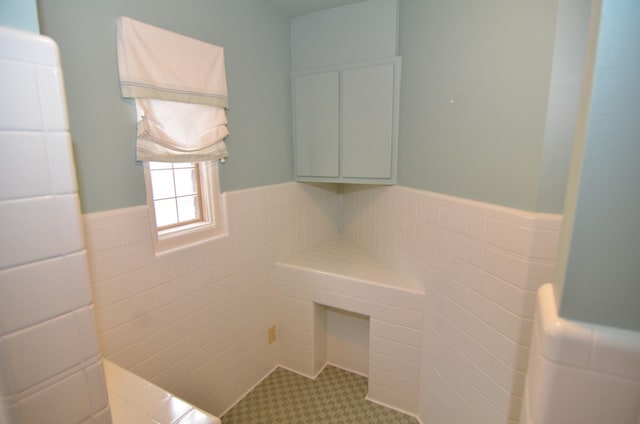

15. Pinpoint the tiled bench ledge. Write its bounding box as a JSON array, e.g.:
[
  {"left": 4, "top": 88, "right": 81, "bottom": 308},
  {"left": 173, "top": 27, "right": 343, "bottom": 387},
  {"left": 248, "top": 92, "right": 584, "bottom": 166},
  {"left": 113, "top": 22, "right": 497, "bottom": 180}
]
[
  {"left": 278, "top": 236, "right": 424, "bottom": 293},
  {"left": 104, "top": 359, "right": 221, "bottom": 424},
  {"left": 275, "top": 236, "right": 425, "bottom": 415}
]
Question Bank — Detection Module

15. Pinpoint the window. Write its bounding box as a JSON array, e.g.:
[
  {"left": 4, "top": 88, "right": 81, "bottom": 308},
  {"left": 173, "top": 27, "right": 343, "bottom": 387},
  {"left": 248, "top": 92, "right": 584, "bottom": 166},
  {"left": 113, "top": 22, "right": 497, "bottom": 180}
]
[
  {"left": 149, "top": 162, "right": 202, "bottom": 230},
  {"left": 144, "top": 160, "right": 226, "bottom": 253}
]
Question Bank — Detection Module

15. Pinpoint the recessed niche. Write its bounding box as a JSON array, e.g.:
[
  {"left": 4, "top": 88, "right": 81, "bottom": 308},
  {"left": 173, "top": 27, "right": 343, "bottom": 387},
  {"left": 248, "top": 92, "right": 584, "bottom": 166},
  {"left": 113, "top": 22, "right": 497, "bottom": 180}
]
[{"left": 313, "top": 303, "right": 370, "bottom": 377}]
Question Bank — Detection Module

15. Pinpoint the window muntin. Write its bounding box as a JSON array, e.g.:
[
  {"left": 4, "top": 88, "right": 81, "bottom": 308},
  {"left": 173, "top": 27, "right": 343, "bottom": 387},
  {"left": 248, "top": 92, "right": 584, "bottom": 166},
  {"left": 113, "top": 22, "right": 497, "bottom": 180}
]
[
  {"left": 148, "top": 162, "right": 203, "bottom": 230},
  {"left": 144, "top": 160, "right": 226, "bottom": 254}
]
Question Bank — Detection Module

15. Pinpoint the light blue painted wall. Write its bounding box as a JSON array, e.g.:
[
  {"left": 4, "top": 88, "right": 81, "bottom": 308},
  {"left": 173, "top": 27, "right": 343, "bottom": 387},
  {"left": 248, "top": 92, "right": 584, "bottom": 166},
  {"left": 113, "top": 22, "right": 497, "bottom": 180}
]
[
  {"left": 37, "top": 0, "right": 293, "bottom": 213},
  {"left": 291, "top": 0, "right": 397, "bottom": 71},
  {"left": 0, "top": 0, "right": 39, "bottom": 32},
  {"left": 38, "top": 0, "right": 576, "bottom": 214},
  {"left": 536, "top": 0, "right": 593, "bottom": 213},
  {"left": 397, "top": 0, "right": 560, "bottom": 212},
  {"left": 555, "top": 0, "right": 640, "bottom": 331}
]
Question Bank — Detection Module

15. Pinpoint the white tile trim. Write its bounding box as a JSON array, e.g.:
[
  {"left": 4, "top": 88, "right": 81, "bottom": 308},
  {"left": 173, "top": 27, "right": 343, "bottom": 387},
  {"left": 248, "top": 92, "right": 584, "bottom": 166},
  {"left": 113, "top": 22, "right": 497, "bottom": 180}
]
[
  {"left": 535, "top": 283, "right": 640, "bottom": 379},
  {"left": 523, "top": 283, "right": 640, "bottom": 424}
]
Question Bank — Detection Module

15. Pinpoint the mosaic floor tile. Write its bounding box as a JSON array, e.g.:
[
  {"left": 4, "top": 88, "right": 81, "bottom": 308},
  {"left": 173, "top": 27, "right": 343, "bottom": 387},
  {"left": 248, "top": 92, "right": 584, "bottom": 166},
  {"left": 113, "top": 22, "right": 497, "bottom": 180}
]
[{"left": 221, "top": 366, "right": 418, "bottom": 424}]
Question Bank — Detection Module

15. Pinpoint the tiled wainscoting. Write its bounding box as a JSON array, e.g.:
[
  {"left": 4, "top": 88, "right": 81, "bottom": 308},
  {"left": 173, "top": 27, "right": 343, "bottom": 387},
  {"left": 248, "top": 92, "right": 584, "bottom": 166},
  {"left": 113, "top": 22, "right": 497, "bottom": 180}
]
[
  {"left": 342, "top": 185, "right": 562, "bottom": 424},
  {"left": 522, "top": 284, "right": 640, "bottom": 424},
  {"left": 0, "top": 27, "right": 110, "bottom": 424},
  {"left": 84, "top": 181, "right": 563, "bottom": 422},
  {"left": 84, "top": 182, "right": 340, "bottom": 416}
]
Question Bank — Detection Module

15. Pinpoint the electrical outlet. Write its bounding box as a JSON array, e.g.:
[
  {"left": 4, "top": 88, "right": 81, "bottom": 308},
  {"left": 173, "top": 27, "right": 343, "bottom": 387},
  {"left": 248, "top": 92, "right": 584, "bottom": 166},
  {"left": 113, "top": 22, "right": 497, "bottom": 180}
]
[{"left": 268, "top": 325, "right": 276, "bottom": 344}]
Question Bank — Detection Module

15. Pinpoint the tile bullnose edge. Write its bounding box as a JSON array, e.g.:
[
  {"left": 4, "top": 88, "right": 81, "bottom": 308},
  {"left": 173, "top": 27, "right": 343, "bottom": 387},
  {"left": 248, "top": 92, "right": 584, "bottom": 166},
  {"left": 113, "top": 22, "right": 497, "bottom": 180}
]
[
  {"left": 394, "top": 185, "right": 563, "bottom": 230},
  {"left": 83, "top": 205, "right": 149, "bottom": 227},
  {"left": 0, "top": 26, "right": 60, "bottom": 66},
  {"left": 535, "top": 283, "right": 594, "bottom": 368},
  {"left": 537, "top": 284, "right": 640, "bottom": 379},
  {"left": 531, "top": 213, "right": 563, "bottom": 231},
  {"left": 590, "top": 323, "right": 640, "bottom": 382}
]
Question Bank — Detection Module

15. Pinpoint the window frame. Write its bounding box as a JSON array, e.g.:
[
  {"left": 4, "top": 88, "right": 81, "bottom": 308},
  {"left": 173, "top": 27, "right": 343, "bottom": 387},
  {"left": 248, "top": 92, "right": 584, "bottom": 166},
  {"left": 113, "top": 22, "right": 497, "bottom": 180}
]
[{"left": 143, "top": 160, "right": 227, "bottom": 254}]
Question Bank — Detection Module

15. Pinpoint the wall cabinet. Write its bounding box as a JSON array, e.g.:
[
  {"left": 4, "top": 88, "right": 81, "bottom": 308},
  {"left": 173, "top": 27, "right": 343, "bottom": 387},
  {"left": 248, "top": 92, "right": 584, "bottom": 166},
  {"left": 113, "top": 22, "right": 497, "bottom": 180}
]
[{"left": 293, "top": 57, "right": 401, "bottom": 184}]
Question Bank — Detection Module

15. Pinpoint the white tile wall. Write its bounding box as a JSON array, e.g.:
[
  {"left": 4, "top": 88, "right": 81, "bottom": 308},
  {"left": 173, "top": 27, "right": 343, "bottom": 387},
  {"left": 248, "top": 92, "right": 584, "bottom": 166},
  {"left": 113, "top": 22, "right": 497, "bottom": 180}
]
[
  {"left": 275, "top": 236, "right": 425, "bottom": 415},
  {"left": 326, "top": 308, "right": 370, "bottom": 376},
  {"left": 84, "top": 182, "right": 340, "bottom": 416},
  {"left": 0, "top": 26, "right": 110, "bottom": 423},
  {"left": 342, "top": 185, "right": 562, "bottom": 424},
  {"left": 86, "top": 181, "right": 561, "bottom": 421},
  {"left": 522, "top": 284, "right": 640, "bottom": 424},
  {"left": 103, "top": 359, "right": 220, "bottom": 424}
]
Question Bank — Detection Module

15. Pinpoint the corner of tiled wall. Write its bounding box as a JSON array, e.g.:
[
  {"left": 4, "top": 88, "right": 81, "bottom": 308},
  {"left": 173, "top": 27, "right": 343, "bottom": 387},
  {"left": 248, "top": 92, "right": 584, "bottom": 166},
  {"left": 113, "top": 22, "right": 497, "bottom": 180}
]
[
  {"left": 522, "top": 284, "right": 640, "bottom": 424},
  {"left": 342, "top": 185, "right": 563, "bottom": 424},
  {"left": 0, "top": 26, "right": 110, "bottom": 424},
  {"left": 83, "top": 180, "right": 340, "bottom": 416}
]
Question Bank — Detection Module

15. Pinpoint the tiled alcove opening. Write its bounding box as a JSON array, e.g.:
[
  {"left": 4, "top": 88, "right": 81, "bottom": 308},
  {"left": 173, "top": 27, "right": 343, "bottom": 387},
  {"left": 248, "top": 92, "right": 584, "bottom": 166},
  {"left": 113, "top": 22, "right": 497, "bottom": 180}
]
[
  {"left": 275, "top": 237, "right": 425, "bottom": 414},
  {"left": 314, "top": 304, "right": 370, "bottom": 378}
]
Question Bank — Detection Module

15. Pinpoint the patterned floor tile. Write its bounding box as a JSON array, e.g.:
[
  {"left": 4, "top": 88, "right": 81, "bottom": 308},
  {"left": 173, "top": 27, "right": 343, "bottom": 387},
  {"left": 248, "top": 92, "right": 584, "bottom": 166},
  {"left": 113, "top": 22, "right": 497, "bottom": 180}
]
[{"left": 221, "top": 366, "right": 418, "bottom": 424}]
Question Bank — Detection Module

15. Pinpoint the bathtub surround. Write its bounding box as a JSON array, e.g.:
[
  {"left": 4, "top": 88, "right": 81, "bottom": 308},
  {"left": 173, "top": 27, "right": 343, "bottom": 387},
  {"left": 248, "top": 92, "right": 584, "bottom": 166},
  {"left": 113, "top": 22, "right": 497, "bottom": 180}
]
[{"left": 0, "top": 27, "right": 110, "bottom": 423}]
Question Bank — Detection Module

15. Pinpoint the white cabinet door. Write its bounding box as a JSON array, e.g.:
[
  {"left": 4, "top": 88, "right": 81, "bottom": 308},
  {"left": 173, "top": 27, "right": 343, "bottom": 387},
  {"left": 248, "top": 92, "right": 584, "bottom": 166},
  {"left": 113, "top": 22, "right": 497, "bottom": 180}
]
[
  {"left": 294, "top": 72, "right": 340, "bottom": 178},
  {"left": 292, "top": 57, "right": 400, "bottom": 184},
  {"left": 341, "top": 62, "right": 395, "bottom": 179}
]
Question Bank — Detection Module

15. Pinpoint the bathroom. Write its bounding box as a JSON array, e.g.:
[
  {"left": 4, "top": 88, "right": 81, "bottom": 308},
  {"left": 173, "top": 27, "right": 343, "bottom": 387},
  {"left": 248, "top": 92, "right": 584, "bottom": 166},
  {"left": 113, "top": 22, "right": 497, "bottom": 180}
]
[{"left": 1, "top": 0, "right": 639, "bottom": 423}]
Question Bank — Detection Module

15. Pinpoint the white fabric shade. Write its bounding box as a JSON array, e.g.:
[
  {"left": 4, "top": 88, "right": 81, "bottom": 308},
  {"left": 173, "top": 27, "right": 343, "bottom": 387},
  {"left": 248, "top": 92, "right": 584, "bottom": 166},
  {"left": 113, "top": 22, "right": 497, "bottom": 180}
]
[
  {"left": 135, "top": 98, "right": 229, "bottom": 162},
  {"left": 116, "top": 17, "right": 229, "bottom": 162}
]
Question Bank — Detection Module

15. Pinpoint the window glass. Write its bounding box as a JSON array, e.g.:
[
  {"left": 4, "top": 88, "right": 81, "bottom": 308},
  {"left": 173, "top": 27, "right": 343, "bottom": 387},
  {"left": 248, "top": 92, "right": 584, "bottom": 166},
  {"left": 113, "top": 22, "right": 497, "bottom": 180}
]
[
  {"left": 174, "top": 168, "right": 197, "bottom": 196},
  {"left": 150, "top": 169, "right": 176, "bottom": 200},
  {"left": 148, "top": 162, "right": 201, "bottom": 229},
  {"left": 177, "top": 195, "right": 198, "bottom": 222},
  {"left": 154, "top": 198, "right": 178, "bottom": 228}
]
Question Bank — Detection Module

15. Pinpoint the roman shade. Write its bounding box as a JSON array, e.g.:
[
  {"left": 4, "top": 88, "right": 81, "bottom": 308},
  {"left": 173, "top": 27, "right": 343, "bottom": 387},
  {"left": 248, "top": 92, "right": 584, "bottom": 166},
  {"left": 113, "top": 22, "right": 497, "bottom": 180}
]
[{"left": 116, "top": 16, "right": 229, "bottom": 162}]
